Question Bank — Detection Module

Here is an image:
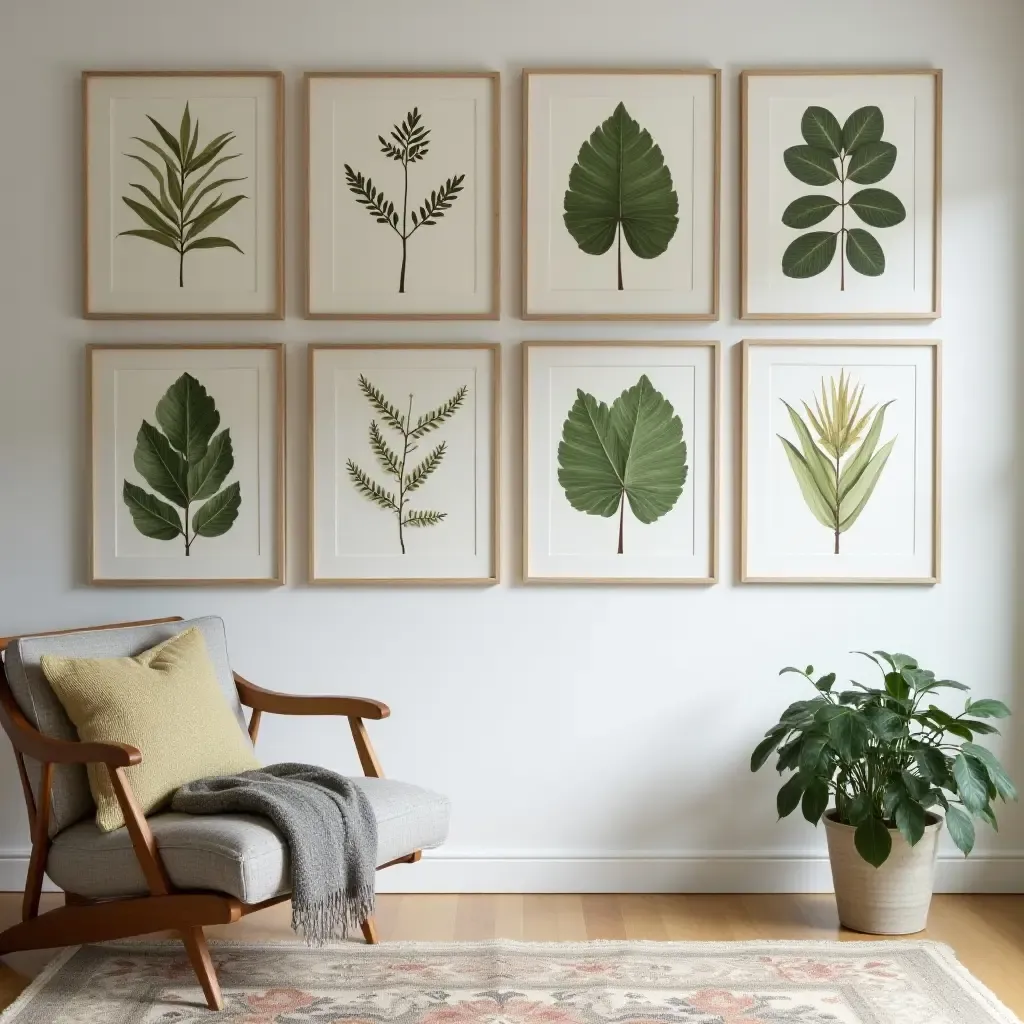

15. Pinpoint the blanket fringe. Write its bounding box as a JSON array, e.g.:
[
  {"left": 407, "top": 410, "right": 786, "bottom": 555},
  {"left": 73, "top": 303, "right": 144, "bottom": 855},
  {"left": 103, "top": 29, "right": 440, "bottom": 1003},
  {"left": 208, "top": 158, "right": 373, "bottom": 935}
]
[{"left": 291, "top": 883, "right": 376, "bottom": 946}]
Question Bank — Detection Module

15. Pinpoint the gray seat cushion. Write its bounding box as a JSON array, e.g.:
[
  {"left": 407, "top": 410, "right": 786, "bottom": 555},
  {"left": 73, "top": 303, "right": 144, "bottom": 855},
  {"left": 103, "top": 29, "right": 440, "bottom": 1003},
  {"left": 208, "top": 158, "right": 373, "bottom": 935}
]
[
  {"left": 3, "top": 617, "right": 247, "bottom": 836},
  {"left": 47, "top": 777, "right": 450, "bottom": 903}
]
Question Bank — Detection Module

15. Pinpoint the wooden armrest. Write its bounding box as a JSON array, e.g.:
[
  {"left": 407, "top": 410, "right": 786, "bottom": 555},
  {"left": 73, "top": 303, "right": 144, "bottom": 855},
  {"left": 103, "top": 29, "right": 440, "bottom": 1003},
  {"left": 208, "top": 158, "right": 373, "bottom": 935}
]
[{"left": 233, "top": 674, "right": 390, "bottom": 720}]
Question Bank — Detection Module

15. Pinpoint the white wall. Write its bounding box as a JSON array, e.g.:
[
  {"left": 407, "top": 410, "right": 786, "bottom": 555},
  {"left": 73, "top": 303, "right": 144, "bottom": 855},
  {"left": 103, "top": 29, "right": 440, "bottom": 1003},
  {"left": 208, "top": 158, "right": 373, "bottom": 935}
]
[{"left": 1, "top": 0, "right": 1022, "bottom": 893}]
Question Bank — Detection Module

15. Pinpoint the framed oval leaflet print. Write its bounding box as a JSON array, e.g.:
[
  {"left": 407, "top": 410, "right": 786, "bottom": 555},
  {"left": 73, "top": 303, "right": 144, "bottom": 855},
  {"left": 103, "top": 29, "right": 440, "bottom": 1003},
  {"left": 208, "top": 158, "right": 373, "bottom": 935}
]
[
  {"left": 305, "top": 73, "right": 500, "bottom": 319},
  {"left": 83, "top": 71, "right": 284, "bottom": 319},
  {"left": 741, "top": 69, "right": 941, "bottom": 320},
  {"left": 741, "top": 340, "right": 940, "bottom": 583},
  {"left": 523, "top": 69, "right": 720, "bottom": 320},
  {"left": 89, "top": 344, "right": 285, "bottom": 584}
]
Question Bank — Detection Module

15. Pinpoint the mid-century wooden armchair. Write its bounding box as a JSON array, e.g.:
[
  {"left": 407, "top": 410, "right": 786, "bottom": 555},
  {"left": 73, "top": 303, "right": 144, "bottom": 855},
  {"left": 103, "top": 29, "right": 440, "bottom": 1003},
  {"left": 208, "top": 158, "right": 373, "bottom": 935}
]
[{"left": 0, "top": 616, "right": 450, "bottom": 1011}]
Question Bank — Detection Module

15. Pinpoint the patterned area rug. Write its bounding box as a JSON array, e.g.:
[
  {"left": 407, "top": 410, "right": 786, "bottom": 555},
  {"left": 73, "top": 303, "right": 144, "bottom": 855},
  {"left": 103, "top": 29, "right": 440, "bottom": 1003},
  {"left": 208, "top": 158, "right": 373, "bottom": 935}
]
[{"left": 0, "top": 939, "right": 1018, "bottom": 1024}]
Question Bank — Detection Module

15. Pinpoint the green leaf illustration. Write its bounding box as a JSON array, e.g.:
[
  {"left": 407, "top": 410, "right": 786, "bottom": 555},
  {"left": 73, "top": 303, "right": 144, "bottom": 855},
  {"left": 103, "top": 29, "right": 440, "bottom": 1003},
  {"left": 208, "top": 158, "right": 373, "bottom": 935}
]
[
  {"left": 557, "top": 375, "right": 687, "bottom": 554},
  {"left": 781, "top": 104, "right": 903, "bottom": 288},
  {"left": 122, "top": 372, "right": 240, "bottom": 556},
  {"left": 777, "top": 371, "right": 896, "bottom": 554},
  {"left": 347, "top": 376, "right": 466, "bottom": 553},
  {"left": 345, "top": 106, "right": 464, "bottom": 292},
  {"left": 119, "top": 103, "right": 247, "bottom": 287},
  {"left": 563, "top": 102, "right": 679, "bottom": 290}
]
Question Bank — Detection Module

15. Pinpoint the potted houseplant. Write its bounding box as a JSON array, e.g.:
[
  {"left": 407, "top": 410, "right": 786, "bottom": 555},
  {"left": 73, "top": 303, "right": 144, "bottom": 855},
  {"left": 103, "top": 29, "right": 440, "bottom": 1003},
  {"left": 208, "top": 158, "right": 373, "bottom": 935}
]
[{"left": 751, "top": 651, "right": 1016, "bottom": 934}]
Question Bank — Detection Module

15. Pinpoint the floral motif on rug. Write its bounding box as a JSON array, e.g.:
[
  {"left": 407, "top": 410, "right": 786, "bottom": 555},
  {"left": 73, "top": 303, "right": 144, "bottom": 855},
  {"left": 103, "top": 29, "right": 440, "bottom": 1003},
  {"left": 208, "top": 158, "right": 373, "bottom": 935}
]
[{"left": 0, "top": 940, "right": 1017, "bottom": 1024}]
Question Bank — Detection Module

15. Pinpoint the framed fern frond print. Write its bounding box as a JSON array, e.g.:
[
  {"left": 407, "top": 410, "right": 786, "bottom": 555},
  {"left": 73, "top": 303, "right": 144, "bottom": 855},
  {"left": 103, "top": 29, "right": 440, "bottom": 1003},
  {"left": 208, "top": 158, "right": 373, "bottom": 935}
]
[
  {"left": 309, "top": 344, "right": 500, "bottom": 583},
  {"left": 741, "top": 340, "right": 940, "bottom": 583},
  {"left": 305, "top": 72, "right": 500, "bottom": 319},
  {"left": 741, "top": 69, "right": 941, "bottom": 319},
  {"left": 523, "top": 69, "right": 720, "bottom": 320},
  {"left": 89, "top": 344, "right": 285, "bottom": 584},
  {"left": 83, "top": 72, "right": 284, "bottom": 318}
]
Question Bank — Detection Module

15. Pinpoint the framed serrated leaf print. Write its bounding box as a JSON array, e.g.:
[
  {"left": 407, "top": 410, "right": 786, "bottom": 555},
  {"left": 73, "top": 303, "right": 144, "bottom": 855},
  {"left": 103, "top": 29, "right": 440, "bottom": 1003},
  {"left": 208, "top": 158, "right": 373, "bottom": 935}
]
[
  {"left": 310, "top": 344, "right": 499, "bottom": 583},
  {"left": 84, "top": 72, "right": 284, "bottom": 318},
  {"left": 89, "top": 345, "right": 285, "bottom": 584},
  {"left": 523, "top": 69, "right": 720, "bottom": 320},
  {"left": 524, "top": 342, "right": 719, "bottom": 583},
  {"left": 306, "top": 73, "right": 500, "bottom": 319},
  {"left": 741, "top": 70, "right": 941, "bottom": 319},
  {"left": 742, "top": 340, "right": 940, "bottom": 583}
]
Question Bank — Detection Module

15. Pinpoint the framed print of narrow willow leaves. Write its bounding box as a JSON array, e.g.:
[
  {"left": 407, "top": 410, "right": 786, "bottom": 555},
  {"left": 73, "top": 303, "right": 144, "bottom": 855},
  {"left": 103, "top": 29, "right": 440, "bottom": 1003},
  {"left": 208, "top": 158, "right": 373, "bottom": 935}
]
[
  {"left": 306, "top": 73, "right": 499, "bottom": 319},
  {"left": 309, "top": 344, "right": 500, "bottom": 583},
  {"left": 523, "top": 69, "right": 720, "bottom": 320},
  {"left": 741, "top": 69, "right": 941, "bottom": 319},
  {"left": 84, "top": 71, "right": 284, "bottom": 318},
  {"left": 89, "top": 345, "right": 285, "bottom": 584},
  {"left": 524, "top": 342, "right": 719, "bottom": 583},
  {"left": 741, "top": 340, "right": 940, "bottom": 583}
]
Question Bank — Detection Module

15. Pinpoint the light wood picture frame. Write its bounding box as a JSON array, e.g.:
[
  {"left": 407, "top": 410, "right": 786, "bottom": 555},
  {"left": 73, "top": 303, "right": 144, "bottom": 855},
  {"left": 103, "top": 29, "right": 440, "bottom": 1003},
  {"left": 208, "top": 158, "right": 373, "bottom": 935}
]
[
  {"left": 309, "top": 343, "right": 500, "bottom": 583},
  {"left": 89, "top": 344, "right": 286, "bottom": 585},
  {"left": 305, "top": 72, "right": 500, "bottom": 320},
  {"left": 740, "top": 68, "right": 942, "bottom": 320},
  {"left": 741, "top": 339, "right": 941, "bottom": 584},
  {"left": 524, "top": 341, "right": 720, "bottom": 583},
  {"left": 83, "top": 71, "right": 285, "bottom": 319},
  {"left": 522, "top": 68, "right": 721, "bottom": 321}
]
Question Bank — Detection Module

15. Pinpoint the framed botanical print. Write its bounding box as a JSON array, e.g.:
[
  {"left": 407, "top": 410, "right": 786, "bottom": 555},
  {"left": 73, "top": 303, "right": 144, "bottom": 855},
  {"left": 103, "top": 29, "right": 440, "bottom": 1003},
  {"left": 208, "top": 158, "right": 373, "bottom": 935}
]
[
  {"left": 83, "top": 72, "right": 284, "bottom": 318},
  {"left": 742, "top": 340, "right": 940, "bottom": 583},
  {"left": 741, "top": 69, "right": 942, "bottom": 320},
  {"left": 306, "top": 72, "right": 500, "bottom": 319},
  {"left": 309, "top": 344, "right": 499, "bottom": 583},
  {"left": 524, "top": 341, "right": 719, "bottom": 583},
  {"left": 523, "top": 69, "right": 720, "bottom": 320},
  {"left": 89, "top": 344, "right": 285, "bottom": 584}
]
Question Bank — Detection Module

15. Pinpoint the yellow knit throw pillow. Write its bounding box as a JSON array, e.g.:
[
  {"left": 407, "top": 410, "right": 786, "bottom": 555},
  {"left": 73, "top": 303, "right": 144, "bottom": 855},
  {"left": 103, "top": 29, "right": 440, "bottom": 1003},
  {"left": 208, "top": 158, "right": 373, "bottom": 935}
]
[{"left": 40, "top": 627, "right": 260, "bottom": 832}]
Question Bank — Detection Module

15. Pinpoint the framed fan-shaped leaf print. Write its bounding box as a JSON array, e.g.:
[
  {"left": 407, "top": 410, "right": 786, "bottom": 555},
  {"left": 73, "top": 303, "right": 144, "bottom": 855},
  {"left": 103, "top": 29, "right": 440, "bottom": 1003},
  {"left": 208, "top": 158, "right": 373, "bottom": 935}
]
[{"left": 523, "top": 69, "right": 720, "bottom": 320}]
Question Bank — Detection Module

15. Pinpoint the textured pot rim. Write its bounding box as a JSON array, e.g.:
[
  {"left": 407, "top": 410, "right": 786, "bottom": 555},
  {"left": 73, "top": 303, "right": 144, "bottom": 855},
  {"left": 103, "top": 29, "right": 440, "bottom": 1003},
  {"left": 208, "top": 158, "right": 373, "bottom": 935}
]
[{"left": 823, "top": 808, "right": 944, "bottom": 832}]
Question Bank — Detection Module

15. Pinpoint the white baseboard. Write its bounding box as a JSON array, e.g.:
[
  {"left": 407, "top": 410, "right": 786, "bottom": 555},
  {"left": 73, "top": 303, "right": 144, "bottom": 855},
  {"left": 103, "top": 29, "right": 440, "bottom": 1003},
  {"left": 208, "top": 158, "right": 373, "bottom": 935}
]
[{"left": 5, "top": 852, "right": 1021, "bottom": 896}]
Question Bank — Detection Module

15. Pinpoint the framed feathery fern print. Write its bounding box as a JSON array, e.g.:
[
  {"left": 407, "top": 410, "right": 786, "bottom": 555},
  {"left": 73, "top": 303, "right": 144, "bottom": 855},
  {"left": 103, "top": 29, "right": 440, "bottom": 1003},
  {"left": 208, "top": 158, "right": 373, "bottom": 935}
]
[
  {"left": 306, "top": 72, "right": 499, "bottom": 319},
  {"left": 741, "top": 69, "right": 941, "bottom": 319},
  {"left": 524, "top": 342, "right": 719, "bottom": 583},
  {"left": 83, "top": 71, "right": 284, "bottom": 318},
  {"left": 309, "top": 344, "right": 499, "bottom": 583},
  {"left": 741, "top": 340, "right": 940, "bottom": 583},
  {"left": 523, "top": 69, "right": 720, "bottom": 320},
  {"left": 89, "top": 344, "right": 285, "bottom": 584}
]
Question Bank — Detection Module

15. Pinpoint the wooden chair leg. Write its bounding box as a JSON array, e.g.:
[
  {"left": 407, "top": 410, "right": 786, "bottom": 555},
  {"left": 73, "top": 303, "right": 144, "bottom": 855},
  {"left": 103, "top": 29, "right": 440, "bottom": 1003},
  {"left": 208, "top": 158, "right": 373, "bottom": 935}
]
[
  {"left": 360, "top": 916, "right": 379, "bottom": 944},
  {"left": 180, "top": 926, "right": 223, "bottom": 1011}
]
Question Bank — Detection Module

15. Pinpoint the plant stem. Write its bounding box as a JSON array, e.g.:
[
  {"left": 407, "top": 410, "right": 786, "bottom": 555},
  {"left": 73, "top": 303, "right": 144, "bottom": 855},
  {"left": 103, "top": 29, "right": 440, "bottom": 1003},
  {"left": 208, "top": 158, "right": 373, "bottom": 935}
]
[
  {"left": 399, "top": 147, "right": 409, "bottom": 293},
  {"left": 839, "top": 153, "right": 846, "bottom": 292},
  {"left": 396, "top": 395, "right": 414, "bottom": 554},
  {"left": 616, "top": 222, "right": 623, "bottom": 291},
  {"left": 184, "top": 505, "right": 191, "bottom": 556},
  {"left": 179, "top": 156, "right": 187, "bottom": 288},
  {"left": 833, "top": 452, "right": 841, "bottom": 554},
  {"left": 617, "top": 492, "right": 625, "bottom": 554}
]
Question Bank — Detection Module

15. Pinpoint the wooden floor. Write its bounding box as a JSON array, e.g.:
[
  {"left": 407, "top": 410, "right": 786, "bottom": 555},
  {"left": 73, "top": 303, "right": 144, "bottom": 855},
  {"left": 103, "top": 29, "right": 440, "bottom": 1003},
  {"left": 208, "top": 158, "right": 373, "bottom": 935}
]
[{"left": 1, "top": 893, "right": 1023, "bottom": 1015}]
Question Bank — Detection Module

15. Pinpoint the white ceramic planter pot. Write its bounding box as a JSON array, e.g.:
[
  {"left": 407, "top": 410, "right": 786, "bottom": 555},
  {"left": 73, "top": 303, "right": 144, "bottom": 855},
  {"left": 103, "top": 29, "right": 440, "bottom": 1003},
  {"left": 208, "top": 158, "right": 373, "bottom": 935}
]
[{"left": 823, "top": 810, "right": 943, "bottom": 935}]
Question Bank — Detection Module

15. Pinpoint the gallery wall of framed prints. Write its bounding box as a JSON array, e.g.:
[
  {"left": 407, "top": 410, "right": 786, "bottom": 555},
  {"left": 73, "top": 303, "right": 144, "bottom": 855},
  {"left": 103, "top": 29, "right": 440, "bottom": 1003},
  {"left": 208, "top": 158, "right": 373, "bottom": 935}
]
[{"left": 76, "top": 64, "right": 943, "bottom": 590}]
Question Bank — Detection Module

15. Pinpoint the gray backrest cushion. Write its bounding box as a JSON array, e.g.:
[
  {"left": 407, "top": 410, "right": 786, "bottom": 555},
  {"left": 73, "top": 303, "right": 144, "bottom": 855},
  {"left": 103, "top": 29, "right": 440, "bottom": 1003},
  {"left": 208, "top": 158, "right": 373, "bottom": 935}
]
[{"left": 3, "top": 616, "right": 247, "bottom": 836}]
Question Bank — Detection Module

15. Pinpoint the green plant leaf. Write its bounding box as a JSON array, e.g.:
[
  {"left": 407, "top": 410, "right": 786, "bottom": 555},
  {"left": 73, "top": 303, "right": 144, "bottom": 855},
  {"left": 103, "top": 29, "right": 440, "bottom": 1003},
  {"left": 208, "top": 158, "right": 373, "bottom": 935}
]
[
  {"left": 847, "top": 188, "right": 907, "bottom": 228},
  {"left": 133, "top": 421, "right": 188, "bottom": 508},
  {"left": 563, "top": 101, "right": 679, "bottom": 281},
  {"left": 403, "top": 510, "right": 447, "bottom": 528},
  {"left": 347, "top": 460, "right": 398, "bottom": 512},
  {"left": 128, "top": 182, "right": 177, "bottom": 226},
  {"left": 965, "top": 699, "right": 1011, "bottom": 719},
  {"left": 845, "top": 792, "right": 872, "bottom": 826},
  {"left": 838, "top": 438, "right": 895, "bottom": 531},
  {"left": 952, "top": 752, "right": 990, "bottom": 813},
  {"left": 145, "top": 115, "right": 182, "bottom": 163},
  {"left": 902, "top": 771, "right": 930, "bottom": 802},
  {"left": 185, "top": 194, "right": 247, "bottom": 240},
  {"left": 155, "top": 372, "right": 220, "bottom": 463},
  {"left": 854, "top": 817, "right": 892, "bottom": 867},
  {"left": 829, "top": 710, "right": 869, "bottom": 761},
  {"left": 183, "top": 236, "right": 245, "bottom": 254},
  {"left": 186, "top": 430, "right": 234, "bottom": 501},
  {"left": 845, "top": 228, "right": 885, "bottom": 277},
  {"left": 118, "top": 229, "right": 180, "bottom": 252},
  {"left": 751, "top": 728, "right": 788, "bottom": 772},
  {"left": 842, "top": 106, "right": 884, "bottom": 153},
  {"left": 839, "top": 402, "right": 893, "bottom": 500},
  {"left": 895, "top": 798, "right": 926, "bottom": 847},
  {"left": 405, "top": 443, "right": 447, "bottom": 493},
  {"left": 798, "top": 733, "right": 830, "bottom": 777},
  {"left": 409, "top": 385, "right": 469, "bottom": 438},
  {"left": 914, "top": 746, "right": 949, "bottom": 785},
  {"left": 120, "top": 196, "right": 179, "bottom": 240},
  {"left": 782, "top": 231, "right": 838, "bottom": 278},
  {"left": 801, "top": 778, "right": 829, "bottom": 825},
  {"left": 188, "top": 131, "right": 235, "bottom": 174},
  {"left": 962, "top": 743, "right": 1018, "bottom": 802},
  {"left": 864, "top": 705, "right": 905, "bottom": 741},
  {"left": 814, "top": 673, "right": 837, "bottom": 693},
  {"left": 192, "top": 481, "right": 241, "bottom": 538},
  {"left": 777, "top": 439, "right": 834, "bottom": 530},
  {"left": 179, "top": 103, "right": 192, "bottom": 168},
  {"left": 777, "top": 774, "right": 805, "bottom": 818},
  {"left": 886, "top": 671, "right": 911, "bottom": 701},
  {"left": 847, "top": 141, "right": 897, "bottom": 184},
  {"left": 122, "top": 481, "right": 183, "bottom": 540},
  {"left": 800, "top": 106, "right": 843, "bottom": 156},
  {"left": 781, "top": 402, "right": 837, "bottom": 501},
  {"left": 782, "top": 194, "right": 840, "bottom": 228},
  {"left": 944, "top": 805, "right": 975, "bottom": 856},
  {"left": 783, "top": 145, "right": 838, "bottom": 185},
  {"left": 558, "top": 375, "right": 687, "bottom": 527}
]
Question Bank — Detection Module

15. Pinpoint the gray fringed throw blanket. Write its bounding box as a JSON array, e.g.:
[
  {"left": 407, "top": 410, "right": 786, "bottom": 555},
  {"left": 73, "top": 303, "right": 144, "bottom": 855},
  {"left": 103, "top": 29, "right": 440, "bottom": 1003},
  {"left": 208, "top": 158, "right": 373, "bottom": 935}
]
[{"left": 172, "top": 763, "right": 377, "bottom": 945}]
